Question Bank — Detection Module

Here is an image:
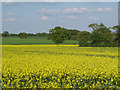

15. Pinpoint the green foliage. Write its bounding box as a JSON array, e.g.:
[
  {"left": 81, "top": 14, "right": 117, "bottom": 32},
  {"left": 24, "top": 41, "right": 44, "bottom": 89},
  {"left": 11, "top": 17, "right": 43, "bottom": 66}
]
[
  {"left": 2, "top": 31, "right": 9, "bottom": 37},
  {"left": 2, "top": 24, "right": 119, "bottom": 47},
  {"left": 10, "top": 33, "right": 19, "bottom": 36},
  {"left": 27, "top": 33, "right": 36, "bottom": 36},
  {"left": 67, "top": 29, "right": 80, "bottom": 40},
  {"left": 19, "top": 32, "right": 27, "bottom": 39},
  {"left": 36, "top": 32, "right": 48, "bottom": 37},
  {"left": 48, "top": 26, "right": 71, "bottom": 44},
  {"left": 76, "top": 31, "right": 92, "bottom": 47},
  {"left": 111, "top": 25, "right": 120, "bottom": 47},
  {"left": 89, "top": 23, "right": 112, "bottom": 47}
]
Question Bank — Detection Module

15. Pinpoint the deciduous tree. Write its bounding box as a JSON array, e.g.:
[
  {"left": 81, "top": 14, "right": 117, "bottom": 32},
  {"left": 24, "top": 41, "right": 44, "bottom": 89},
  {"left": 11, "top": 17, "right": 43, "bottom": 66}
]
[{"left": 48, "top": 26, "right": 71, "bottom": 45}]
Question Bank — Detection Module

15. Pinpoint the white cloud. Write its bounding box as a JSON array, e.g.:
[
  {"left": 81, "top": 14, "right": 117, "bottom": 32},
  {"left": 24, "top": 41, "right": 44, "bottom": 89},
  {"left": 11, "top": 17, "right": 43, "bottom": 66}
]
[
  {"left": 80, "top": 8, "right": 87, "bottom": 11},
  {"left": 67, "top": 15, "right": 77, "bottom": 19},
  {"left": 97, "top": 8, "right": 103, "bottom": 12},
  {"left": 41, "top": 16, "right": 48, "bottom": 20},
  {"left": 97, "top": 8, "right": 113, "bottom": 12},
  {"left": 87, "top": 8, "right": 113, "bottom": 13},
  {"left": 6, "top": 12, "right": 15, "bottom": 16},
  {"left": 38, "top": 7, "right": 87, "bottom": 14},
  {"left": 88, "top": 16, "right": 100, "bottom": 20},
  {"left": 5, "top": 17, "right": 16, "bottom": 22},
  {"left": 38, "top": 7, "right": 113, "bottom": 15},
  {"left": 64, "top": 8, "right": 79, "bottom": 13},
  {"left": 21, "top": 20, "right": 25, "bottom": 23},
  {"left": 3, "top": 2, "right": 12, "bottom": 4},
  {"left": 39, "top": 8, "right": 61, "bottom": 14},
  {"left": 64, "top": 8, "right": 87, "bottom": 13},
  {"left": 41, "top": 16, "right": 55, "bottom": 20},
  {"left": 104, "top": 8, "right": 113, "bottom": 12}
]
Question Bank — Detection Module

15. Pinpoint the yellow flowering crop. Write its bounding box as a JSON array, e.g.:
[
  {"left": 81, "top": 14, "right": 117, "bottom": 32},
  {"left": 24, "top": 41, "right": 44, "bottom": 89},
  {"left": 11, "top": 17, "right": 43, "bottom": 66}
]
[{"left": 2, "top": 45, "right": 119, "bottom": 88}]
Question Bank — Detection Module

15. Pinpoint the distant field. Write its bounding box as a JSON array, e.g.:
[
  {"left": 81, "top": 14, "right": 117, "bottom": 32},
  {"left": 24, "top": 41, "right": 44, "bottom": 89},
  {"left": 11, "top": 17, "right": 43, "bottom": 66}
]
[{"left": 2, "top": 36, "right": 79, "bottom": 45}]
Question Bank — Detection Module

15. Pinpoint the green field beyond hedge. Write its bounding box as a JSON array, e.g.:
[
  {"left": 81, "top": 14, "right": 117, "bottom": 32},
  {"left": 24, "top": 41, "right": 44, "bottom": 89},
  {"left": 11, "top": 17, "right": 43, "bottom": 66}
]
[{"left": 2, "top": 36, "right": 79, "bottom": 45}]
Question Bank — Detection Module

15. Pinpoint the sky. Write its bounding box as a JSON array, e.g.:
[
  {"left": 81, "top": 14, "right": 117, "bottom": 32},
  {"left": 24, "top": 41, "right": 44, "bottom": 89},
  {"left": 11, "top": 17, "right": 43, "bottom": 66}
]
[
  {"left": 1, "top": 0, "right": 120, "bottom": 2},
  {"left": 118, "top": 2, "right": 120, "bottom": 25},
  {"left": 2, "top": 2, "right": 118, "bottom": 34}
]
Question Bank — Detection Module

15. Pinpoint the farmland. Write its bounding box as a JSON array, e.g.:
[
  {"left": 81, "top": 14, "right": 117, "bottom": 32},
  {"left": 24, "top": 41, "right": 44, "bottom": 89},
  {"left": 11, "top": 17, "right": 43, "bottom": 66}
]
[
  {"left": 2, "top": 36, "right": 79, "bottom": 45},
  {"left": 2, "top": 45, "right": 119, "bottom": 88}
]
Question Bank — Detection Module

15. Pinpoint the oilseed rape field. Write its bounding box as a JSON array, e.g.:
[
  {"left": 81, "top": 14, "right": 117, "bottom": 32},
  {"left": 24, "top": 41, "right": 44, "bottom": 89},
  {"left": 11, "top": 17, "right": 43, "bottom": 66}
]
[{"left": 2, "top": 45, "right": 119, "bottom": 88}]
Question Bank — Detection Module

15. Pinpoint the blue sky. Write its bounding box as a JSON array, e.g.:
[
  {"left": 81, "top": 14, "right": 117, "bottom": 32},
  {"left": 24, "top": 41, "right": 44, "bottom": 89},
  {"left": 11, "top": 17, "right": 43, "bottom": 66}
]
[{"left": 2, "top": 2, "right": 118, "bottom": 33}]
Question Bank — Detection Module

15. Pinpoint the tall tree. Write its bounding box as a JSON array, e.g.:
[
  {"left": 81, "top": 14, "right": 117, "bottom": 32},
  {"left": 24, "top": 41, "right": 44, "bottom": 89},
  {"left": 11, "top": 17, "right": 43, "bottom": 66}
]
[
  {"left": 89, "top": 23, "right": 112, "bottom": 47},
  {"left": 76, "top": 31, "right": 92, "bottom": 47},
  {"left": 2, "top": 31, "right": 9, "bottom": 37},
  {"left": 111, "top": 25, "right": 120, "bottom": 47},
  {"left": 48, "top": 26, "right": 71, "bottom": 45},
  {"left": 19, "top": 32, "right": 27, "bottom": 39},
  {"left": 67, "top": 29, "right": 80, "bottom": 40}
]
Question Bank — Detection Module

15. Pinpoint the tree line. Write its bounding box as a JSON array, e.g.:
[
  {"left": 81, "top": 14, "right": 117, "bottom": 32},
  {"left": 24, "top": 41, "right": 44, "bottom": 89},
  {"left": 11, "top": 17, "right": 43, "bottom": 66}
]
[
  {"left": 2, "top": 32, "right": 49, "bottom": 38},
  {"left": 48, "top": 23, "right": 119, "bottom": 47},
  {"left": 2, "top": 23, "right": 120, "bottom": 47}
]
